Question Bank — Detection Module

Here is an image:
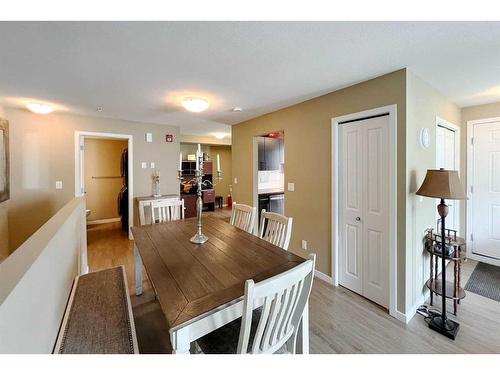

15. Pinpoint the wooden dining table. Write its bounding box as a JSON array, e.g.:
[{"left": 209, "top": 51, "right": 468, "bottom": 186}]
[{"left": 131, "top": 216, "right": 308, "bottom": 354}]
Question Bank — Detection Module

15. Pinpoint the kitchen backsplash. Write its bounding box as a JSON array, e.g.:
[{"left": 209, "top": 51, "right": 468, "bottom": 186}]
[{"left": 258, "top": 170, "right": 284, "bottom": 190}]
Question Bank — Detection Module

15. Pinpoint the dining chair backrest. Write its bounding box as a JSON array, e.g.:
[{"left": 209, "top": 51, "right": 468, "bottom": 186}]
[
  {"left": 237, "top": 253, "right": 316, "bottom": 354},
  {"left": 258, "top": 210, "right": 293, "bottom": 250},
  {"left": 229, "top": 202, "right": 257, "bottom": 233},
  {"left": 151, "top": 199, "right": 184, "bottom": 224}
]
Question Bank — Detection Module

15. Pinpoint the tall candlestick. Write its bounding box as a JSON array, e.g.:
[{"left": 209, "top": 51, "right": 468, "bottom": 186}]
[
  {"left": 217, "top": 154, "right": 221, "bottom": 172},
  {"left": 196, "top": 150, "right": 199, "bottom": 170},
  {"left": 179, "top": 152, "right": 182, "bottom": 171}
]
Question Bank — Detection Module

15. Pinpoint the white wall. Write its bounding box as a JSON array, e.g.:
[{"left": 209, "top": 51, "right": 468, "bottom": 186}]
[{"left": 0, "top": 197, "right": 86, "bottom": 353}]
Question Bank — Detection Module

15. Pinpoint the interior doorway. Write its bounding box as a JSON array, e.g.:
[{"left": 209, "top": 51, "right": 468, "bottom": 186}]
[
  {"left": 74, "top": 131, "right": 133, "bottom": 239},
  {"left": 253, "top": 131, "right": 285, "bottom": 230},
  {"left": 467, "top": 118, "right": 500, "bottom": 266},
  {"left": 436, "top": 117, "right": 460, "bottom": 232}
]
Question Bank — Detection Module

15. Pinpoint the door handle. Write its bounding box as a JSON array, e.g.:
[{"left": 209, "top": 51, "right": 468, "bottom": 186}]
[{"left": 355, "top": 217, "right": 361, "bottom": 221}]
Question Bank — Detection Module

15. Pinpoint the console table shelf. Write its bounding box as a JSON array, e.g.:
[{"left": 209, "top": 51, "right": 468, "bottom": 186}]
[{"left": 425, "top": 228, "right": 466, "bottom": 315}]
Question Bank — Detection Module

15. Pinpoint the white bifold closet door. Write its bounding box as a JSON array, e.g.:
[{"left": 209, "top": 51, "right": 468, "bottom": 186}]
[{"left": 339, "top": 115, "right": 390, "bottom": 308}]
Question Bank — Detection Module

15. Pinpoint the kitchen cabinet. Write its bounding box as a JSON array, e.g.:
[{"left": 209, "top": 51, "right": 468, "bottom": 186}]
[{"left": 257, "top": 137, "right": 284, "bottom": 171}]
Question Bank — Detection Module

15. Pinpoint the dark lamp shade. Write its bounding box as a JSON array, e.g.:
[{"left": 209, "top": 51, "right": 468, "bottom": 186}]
[{"left": 416, "top": 169, "right": 467, "bottom": 200}]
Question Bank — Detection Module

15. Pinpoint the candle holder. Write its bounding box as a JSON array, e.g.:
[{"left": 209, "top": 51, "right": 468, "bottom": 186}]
[{"left": 178, "top": 152, "right": 222, "bottom": 244}]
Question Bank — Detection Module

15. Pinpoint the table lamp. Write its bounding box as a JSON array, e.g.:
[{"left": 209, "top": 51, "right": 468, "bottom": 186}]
[{"left": 416, "top": 168, "right": 467, "bottom": 339}]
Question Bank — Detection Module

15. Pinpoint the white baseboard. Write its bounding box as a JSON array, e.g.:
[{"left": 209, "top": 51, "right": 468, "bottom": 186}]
[
  {"left": 87, "top": 217, "right": 121, "bottom": 225},
  {"left": 314, "top": 270, "right": 334, "bottom": 285}
]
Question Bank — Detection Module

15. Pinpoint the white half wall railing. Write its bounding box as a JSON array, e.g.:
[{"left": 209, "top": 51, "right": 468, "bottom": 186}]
[{"left": 0, "top": 197, "right": 87, "bottom": 353}]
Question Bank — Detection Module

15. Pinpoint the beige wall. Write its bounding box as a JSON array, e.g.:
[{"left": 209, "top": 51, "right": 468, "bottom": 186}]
[
  {"left": 232, "top": 69, "right": 408, "bottom": 312},
  {"left": 0, "top": 105, "right": 8, "bottom": 262},
  {"left": 211, "top": 145, "right": 232, "bottom": 203},
  {"left": 84, "top": 138, "right": 128, "bottom": 221},
  {"left": 405, "top": 71, "right": 461, "bottom": 312},
  {"left": 5, "top": 108, "right": 180, "bottom": 252}
]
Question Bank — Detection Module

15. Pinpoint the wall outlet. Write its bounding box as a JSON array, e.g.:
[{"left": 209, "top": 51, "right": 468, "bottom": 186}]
[
  {"left": 55, "top": 181, "right": 63, "bottom": 190},
  {"left": 287, "top": 182, "right": 295, "bottom": 192},
  {"left": 150, "top": 162, "right": 155, "bottom": 169},
  {"left": 141, "top": 162, "right": 147, "bottom": 169},
  {"left": 301, "top": 240, "right": 308, "bottom": 250}
]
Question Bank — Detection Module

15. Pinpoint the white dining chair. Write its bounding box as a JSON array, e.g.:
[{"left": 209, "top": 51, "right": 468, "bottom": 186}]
[
  {"left": 229, "top": 202, "right": 257, "bottom": 233},
  {"left": 194, "top": 253, "right": 316, "bottom": 354},
  {"left": 259, "top": 210, "right": 293, "bottom": 250},
  {"left": 151, "top": 199, "right": 185, "bottom": 224}
]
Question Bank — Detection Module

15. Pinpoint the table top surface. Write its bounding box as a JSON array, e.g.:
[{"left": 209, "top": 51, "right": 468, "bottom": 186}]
[{"left": 131, "top": 216, "right": 305, "bottom": 329}]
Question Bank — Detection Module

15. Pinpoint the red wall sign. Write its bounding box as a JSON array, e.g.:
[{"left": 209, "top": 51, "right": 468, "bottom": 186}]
[{"left": 165, "top": 134, "right": 174, "bottom": 142}]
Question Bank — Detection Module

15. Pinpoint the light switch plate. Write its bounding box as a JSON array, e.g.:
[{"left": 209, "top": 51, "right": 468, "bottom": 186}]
[
  {"left": 150, "top": 162, "right": 155, "bottom": 169},
  {"left": 287, "top": 182, "right": 295, "bottom": 192},
  {"left": 145, "top": 133, "right": 153, "bottom": 143},
  {"left": 141, "top": 162, "right": 147, "bottom": 169},
  {"left": 234, "top": 177, "right": 238, "bottom": 184},
  {"left": 56, "top": 181, "right": 63, "bottom": 190},
  {"left": 301, "top": 240, "right": 308, "bottom": 250}
]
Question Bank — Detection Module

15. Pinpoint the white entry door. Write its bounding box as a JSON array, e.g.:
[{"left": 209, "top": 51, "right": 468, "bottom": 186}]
[
  {"left": 339, "top": 115, "right": 390, "bottom": 308},
  {"left": 471, "top": 120, "right": 500, "bottom": 261},
  {"left": 436, "top": 124, "right": 459, "bottom": 231}
]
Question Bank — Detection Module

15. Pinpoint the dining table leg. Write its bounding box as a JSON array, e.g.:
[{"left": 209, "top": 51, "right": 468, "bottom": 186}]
[
  {"left": 295, "top": 301, "right": 309, "bottom": 354},
  {"left": 170, "top": 327, "right": 191, "bottom": 354},
  {"left": 134, "top": 244, "right": 143, "bottom": 296}
]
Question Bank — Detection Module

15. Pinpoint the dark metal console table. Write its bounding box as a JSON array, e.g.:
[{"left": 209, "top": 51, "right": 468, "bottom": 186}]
[{"left": 425, "top": 228, "right": 466, "bottom": 315}]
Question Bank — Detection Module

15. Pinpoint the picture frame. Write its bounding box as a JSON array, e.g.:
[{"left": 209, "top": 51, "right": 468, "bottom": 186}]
[{"left": 0, "top": 118, "right": 10, "bottom": 203}]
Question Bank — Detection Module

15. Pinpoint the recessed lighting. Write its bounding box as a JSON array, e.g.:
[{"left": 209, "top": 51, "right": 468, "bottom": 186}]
[
  {"left": 26, "top": 102, "right": 54, "bottom": 114},
  {"left": 182, "top": 97, "right": 209, "bottom": 113},
  {"left": 232, "top": 107, "right": 243, "bottom": 112}
]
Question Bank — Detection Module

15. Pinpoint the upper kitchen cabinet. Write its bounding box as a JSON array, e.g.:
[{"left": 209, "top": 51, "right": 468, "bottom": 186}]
[{"left": 257, "top": 136, "right": 284, "bottom": 171}]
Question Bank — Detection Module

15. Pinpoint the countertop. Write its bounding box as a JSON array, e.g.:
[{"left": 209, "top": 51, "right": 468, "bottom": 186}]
[{"left": 258, "top": 188, "right": 285, "bottom": 195}]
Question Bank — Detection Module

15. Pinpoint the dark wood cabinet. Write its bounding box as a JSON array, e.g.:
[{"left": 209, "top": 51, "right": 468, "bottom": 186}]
[
  {"left": 182, "top": 194, "right": 197, "bottom": 218},
  {"left": 257, "top": 137, "right": 284, "bottom": 171},
  {"left": 203, "top": 189, "right": 215, "bottom": 203},
  {"left": 258, "top": 137, "right": 266, "bottom": 170}
]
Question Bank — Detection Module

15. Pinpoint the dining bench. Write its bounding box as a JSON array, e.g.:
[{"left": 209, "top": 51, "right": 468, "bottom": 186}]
[{"left": 53, "top": 266, "right": 139, "bottom": 354}]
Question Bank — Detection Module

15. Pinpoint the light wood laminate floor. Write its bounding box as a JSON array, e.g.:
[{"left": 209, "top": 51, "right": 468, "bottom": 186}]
[{"left": 87, "top": 210, "right": 500, "bottom": 354}]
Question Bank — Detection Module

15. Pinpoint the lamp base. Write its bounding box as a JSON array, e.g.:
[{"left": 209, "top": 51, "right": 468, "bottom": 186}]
[
  {"left": 428, "top": 315, "right": 460, "bottom": 340},
  {"left": 190, "top": 233, "right": 208, "bottom": 244}
]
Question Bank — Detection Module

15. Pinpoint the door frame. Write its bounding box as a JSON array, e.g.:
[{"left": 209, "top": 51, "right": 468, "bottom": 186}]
[
  {"left": 466, "top": 117, "right": 500, "bottom": 267},
  {"left": 331, "top": 104, "right": 398, "bottom": 321},
  {"left": 435, "top": 117, "right": 461, "bottom": 233},
  {"left": 74, "top": 131, "right": 134, "bottom": 240}
]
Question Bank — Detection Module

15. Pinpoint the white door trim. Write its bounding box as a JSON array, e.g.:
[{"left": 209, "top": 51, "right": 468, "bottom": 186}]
[
  {"left": 435, "top": 116, "right": 461, "bottom": 234},
  {"left": 466, "top": 117, "right": 500, "bottom": 267},
  {"left": 331, "top": 104, "right": 400, "bottom": 321},
  {"left": 74, "top": 131, "right": 134, "bottom": 240}
]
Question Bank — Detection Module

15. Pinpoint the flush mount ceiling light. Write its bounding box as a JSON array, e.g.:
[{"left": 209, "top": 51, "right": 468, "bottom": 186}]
[
  {"left": 214, "top": 133, "right": 227, "bottom": 139},
  {"left": 182, "top": 97, "right": 209, "bottom": 113},
  {"left": 232, "top": 107, "right": 243, "bottom": 112},
  {"left": 26, "top": 102, "right": 54, "bottom": 114}
]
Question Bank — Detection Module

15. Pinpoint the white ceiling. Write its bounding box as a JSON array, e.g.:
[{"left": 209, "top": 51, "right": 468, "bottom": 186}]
[{"left": 1, "top": 22, "right": 500, "bottom": 137}]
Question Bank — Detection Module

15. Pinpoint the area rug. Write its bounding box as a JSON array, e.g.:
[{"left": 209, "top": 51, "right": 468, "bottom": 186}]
[{"left": 465, "top": 262, "right": 500, "bottom": 302}]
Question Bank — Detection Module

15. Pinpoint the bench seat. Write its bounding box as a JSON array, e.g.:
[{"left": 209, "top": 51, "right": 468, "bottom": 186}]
[{"left": 54, "top": 266, "right": 138, "bottom": 354}]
